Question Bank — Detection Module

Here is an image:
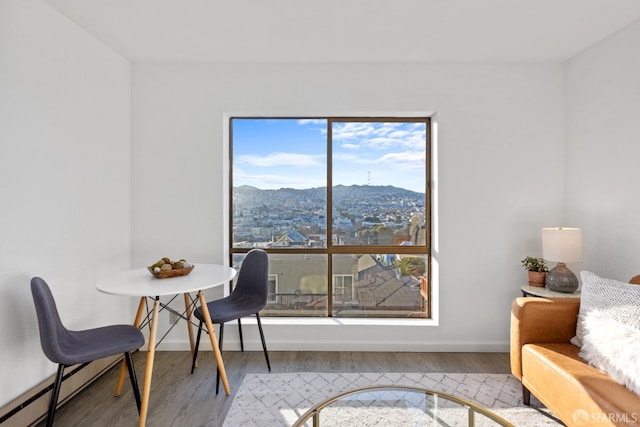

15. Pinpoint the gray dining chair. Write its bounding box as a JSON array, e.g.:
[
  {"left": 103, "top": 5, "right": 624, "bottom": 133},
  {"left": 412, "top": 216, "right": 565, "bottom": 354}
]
[
  {"left": 190, "top": 249, "right": 271, "bottom": 393},
  {"left": 30, "top": 277, "right": 145, "bottom": 426}
]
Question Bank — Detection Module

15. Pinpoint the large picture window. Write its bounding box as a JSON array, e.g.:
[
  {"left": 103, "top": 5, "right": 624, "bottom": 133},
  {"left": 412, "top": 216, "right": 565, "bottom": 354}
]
[{"left": 230, "top": 117, "right": 431, "bottom": 318}]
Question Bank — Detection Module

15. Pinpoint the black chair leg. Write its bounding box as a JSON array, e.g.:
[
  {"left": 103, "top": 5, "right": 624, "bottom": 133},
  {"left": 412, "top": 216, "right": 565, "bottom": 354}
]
[
  {"left": 46, "top": 365, "right": 65, "bottom": 427},
  {"left": 238, "top": 318, "right": 244, "bottom": 352},
  {"left": 215, "top": 323, "right": 225, "bottom": 394},
  {"left": 256, "top": 313, "right": 271, "bottom": 371},
  {"left": 124, "top": 352, "right": 141, "bottom": 413},
  {"left": 191, "top": 320, "right": 203, "bottom": 374}
]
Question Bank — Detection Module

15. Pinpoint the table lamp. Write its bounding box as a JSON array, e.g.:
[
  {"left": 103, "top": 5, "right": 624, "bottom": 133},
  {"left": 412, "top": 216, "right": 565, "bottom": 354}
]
[{"left": 541, "top": 227, "right": 582, "bottom": 293}]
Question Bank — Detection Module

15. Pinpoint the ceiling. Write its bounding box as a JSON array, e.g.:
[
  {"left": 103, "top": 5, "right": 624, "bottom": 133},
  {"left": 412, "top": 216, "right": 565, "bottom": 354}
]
[{"left": 44, "top": 0, "right": 640, "bottom": 63}]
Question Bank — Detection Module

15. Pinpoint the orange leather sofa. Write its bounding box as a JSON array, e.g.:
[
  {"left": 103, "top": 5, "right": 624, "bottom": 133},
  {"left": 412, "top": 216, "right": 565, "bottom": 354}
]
[{"left": 510, "top": 297, "right": 640, "bottom": 427}]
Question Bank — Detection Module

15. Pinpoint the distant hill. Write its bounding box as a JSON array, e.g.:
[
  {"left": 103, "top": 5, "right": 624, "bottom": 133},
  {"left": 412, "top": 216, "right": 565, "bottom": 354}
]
[
  {"left": 235, "top": 184, "right": 423, "bottom": 198},
  {"left": 332, "top": 184, "right": 423, "bottom": 198},
  {"left": 234, "top": 184, "right": 424, "bottom": 209}
]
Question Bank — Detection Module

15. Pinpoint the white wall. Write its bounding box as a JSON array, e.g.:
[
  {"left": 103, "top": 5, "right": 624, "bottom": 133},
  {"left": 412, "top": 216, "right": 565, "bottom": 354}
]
[
  {"left": 0, "top": 1, "right": 131, "bottom": 407},
  {"left": 131, "top": 62, "right": 565, "bottom": 351},
  {"left": 565, "top": 19, "right": 640, "bottom": 281}
]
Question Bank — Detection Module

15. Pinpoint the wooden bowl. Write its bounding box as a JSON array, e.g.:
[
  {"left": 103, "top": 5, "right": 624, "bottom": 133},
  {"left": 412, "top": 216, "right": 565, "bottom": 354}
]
[{"left": 147, "top": 265, "right": 195, "bottom": 279}]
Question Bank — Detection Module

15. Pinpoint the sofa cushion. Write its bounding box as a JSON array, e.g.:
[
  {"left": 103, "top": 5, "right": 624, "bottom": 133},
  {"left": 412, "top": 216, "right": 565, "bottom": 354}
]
[
  {"left": 571, "top": 271, "right": 640, "bottom": 347},
  {"left": 522, "top": 343, "right": 640, "bottom": 426},
  {"left": 580, "top": 310, "right": 640, "bottom": 397}
]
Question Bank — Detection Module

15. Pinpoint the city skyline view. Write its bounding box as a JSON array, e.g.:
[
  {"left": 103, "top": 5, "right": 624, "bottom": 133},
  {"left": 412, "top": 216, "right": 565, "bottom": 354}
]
[
  {"left": 230, "top": 117, "right": 431, "bottom": 318},
  {"left": 232, "top": 118, "right": 428, "bottom": 193}
]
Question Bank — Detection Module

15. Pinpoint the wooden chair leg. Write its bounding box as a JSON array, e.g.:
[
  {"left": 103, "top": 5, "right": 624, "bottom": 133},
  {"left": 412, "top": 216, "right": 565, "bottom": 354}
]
[
  {"left": 256, "top": 313, "right": 271, "bottom": 371},
  {"left": 124, "top": 352, "right": 141, "bottom": 413},
  {"left": 46, "top": 365, "right": 65, "bottom": 427},
  {"left": 191, "top": 321, "right": 203, "bottom": 374}
]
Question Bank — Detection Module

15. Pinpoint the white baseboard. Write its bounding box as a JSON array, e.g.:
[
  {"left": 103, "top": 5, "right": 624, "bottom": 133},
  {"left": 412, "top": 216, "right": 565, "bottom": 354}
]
[
  {"left": 0, "top": 355, "right": 120, "bottom": 427},
  {"left": 156, "top": 339, "right": 509, "bottom": 353}
]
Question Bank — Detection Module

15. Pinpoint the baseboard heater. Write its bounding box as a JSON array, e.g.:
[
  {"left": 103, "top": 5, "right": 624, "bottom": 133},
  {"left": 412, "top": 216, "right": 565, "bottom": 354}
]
[{"left": 0, "top": 355, "right": 121, "bottom": 426}]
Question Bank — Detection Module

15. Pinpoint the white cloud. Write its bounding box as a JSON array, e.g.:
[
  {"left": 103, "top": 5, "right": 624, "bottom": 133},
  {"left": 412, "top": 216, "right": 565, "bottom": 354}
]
[
  {"left": 378, "top": 151, "right": 426, "bottom": 169},
  {"left": 333, "top": 152, "right": 365, "bottom": 162},
  {"left": 234, "top": 170, "right": 324, "bottom": 189},
  {"left": 388, "top": 130, "right": 410, "bottom": 138},
  {"left": 334, "top": 150, "right": 426, "bottom": 169},
  {"left": 333, "top": 122, "right": 426, "bottom": 151},
  {"left": 338, "top": 134, "right": 424, "bottom": 151},
  {"left": 332, "top": 122, "right": 375, "bottom": 140},
  {"left": 237, "top": 152, "right": 324, "bottom": 167},
  {"left": 297, "top": 119, "right": 326, "bottom": 125}
]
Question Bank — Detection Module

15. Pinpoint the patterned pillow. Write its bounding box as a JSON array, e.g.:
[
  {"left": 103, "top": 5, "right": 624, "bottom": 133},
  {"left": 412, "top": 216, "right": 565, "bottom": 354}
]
[{"left": 571, "top": 271, "right": 640, "bottom": 347}]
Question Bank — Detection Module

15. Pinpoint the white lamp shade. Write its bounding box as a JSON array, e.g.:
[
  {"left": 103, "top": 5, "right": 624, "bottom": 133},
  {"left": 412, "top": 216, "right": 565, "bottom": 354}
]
[{"left": 541, "top": 227, "right": 583, "bottom": 262}]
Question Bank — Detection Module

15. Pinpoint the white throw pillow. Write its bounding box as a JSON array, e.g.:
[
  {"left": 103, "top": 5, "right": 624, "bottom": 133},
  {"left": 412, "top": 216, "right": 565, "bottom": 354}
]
[
  {"left": 571, "top": 271, "right": 640, "bottom": 347},
  {"left": 580, "top": 309, "right": 640, "bottom": 397}
]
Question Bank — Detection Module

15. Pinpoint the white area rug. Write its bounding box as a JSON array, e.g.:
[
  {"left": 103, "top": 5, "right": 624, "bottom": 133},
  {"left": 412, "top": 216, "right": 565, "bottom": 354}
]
[{"left": 222, "top": 372, "right": 560, "bottom": 426}]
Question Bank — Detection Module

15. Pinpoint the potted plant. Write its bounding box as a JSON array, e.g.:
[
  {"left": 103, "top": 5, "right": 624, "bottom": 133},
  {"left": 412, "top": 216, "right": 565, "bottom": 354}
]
[{"left": 521, "top": 256, "right": 548, "bottom": 287}]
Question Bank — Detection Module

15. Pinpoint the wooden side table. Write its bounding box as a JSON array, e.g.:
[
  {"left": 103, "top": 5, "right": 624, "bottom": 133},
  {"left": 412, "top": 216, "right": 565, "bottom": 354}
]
[{"left": 520, "top": 284, "right": 580, "bottom": 298}]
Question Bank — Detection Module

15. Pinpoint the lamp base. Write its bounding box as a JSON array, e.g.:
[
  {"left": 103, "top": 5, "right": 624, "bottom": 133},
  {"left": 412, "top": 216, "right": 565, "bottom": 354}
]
[{"left": 545, "top": 263, "right": 579, "bottom": 293}]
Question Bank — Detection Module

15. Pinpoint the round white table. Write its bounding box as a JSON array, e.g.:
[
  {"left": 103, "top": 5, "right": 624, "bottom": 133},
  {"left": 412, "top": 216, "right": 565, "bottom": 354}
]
[
  {"left": 97, "top": 264, "right": 236, "bottom": 427},
  {"left": 97, "top": 264, "right": 236, "bottom": 297}
]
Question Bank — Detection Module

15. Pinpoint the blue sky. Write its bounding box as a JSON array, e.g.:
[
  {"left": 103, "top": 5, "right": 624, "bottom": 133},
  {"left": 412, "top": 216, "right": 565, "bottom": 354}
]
[{"left": 232, "top": 118, "right": 426, "bottom": 193}]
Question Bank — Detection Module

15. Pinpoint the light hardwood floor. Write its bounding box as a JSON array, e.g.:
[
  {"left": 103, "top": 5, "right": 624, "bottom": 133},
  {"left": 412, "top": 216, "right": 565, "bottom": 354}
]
[{"left": 36, "top": 350, "right": 511, "bottom": 427}]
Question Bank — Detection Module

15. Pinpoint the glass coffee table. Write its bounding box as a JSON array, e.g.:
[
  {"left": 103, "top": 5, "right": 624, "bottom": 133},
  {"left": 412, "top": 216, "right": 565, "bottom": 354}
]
[{"left": 293, "top": 385, "right": 514, "bottom": 426}]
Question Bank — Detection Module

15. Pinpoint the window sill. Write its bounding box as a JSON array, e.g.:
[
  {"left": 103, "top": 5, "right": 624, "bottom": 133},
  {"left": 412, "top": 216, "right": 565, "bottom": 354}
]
[{"left": 249, "top": 317, "right": 438, "bottom": 327}]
